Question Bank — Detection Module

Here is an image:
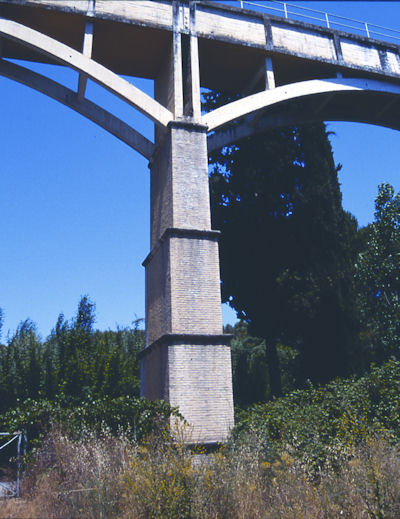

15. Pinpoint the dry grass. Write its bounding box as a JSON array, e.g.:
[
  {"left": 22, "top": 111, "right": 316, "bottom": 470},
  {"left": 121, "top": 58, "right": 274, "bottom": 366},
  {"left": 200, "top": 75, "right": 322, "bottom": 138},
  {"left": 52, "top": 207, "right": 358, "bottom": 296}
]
[
  {"left": 0, "top": 498, "right": 42, "bottom": 519},
  {"left": 2, "top": 428, "right": 400, "bottom": 518}
]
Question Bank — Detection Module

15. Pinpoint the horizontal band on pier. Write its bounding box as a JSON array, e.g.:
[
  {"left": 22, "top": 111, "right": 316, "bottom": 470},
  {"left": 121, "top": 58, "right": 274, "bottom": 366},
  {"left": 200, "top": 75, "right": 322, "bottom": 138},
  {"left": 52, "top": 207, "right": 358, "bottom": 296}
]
[
  {"left": 142, "top": 227, "right": 221, "bottom": 267},
  {"left": 138, "top": 333, "right": 233, "bottom": 359}
]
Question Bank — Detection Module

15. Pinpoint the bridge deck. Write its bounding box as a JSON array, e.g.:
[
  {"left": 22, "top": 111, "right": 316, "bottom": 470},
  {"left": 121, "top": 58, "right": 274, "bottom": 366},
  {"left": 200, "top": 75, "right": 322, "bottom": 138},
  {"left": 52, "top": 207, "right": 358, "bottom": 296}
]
[{"left": 0, "top": 0, "right": 399, "bottom": 92}]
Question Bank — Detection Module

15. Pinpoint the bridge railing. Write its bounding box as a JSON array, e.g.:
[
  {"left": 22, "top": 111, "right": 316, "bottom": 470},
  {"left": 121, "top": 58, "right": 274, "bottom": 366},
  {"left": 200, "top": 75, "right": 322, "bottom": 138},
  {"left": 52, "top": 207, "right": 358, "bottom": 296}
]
[{"left": 235, "top": 0, "right": 400, "bottom": 44}]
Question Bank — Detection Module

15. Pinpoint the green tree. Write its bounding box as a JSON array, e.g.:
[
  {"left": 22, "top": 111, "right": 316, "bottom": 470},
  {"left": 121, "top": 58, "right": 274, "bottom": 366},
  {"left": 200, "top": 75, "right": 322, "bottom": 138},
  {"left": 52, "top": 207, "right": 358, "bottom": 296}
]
[
  {"left": 76, "top": 295, "right": 96, "bottom": 333},
  {"left": 209, "top": 123, "right": 360, "bottom": 396},
  {"left": 48, "top": 297, "right": 142, "bottom": 400},
  {"left": 0, "top": 297, "right": 143, "bottom": 413},
  {"left": 0, "top": 320, "right": 43, "bottom": 410},
  {"left": 356, "top": 182, "right": 400, "bottom": 362}
]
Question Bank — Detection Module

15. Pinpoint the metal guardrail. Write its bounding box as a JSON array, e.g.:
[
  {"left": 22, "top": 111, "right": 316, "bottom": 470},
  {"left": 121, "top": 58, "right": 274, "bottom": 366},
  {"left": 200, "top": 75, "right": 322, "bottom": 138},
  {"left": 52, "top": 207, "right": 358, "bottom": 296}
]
[
  {"left": 236, "top": 0, "right": 400, "bottom": 44},
  {"left": 0, "top": 431, "right": 27, "bottom": 498}
]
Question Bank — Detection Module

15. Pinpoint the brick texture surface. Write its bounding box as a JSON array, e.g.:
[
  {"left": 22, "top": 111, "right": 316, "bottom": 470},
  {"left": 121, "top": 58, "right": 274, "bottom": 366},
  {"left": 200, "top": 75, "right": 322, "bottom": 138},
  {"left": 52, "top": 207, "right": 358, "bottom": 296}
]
[
  {"left": 144, "top": 84, "right": 234, "bottom": 443},
  {"left": 141, "top": 342, "right": 234, "bottom": 443},
  {"left": 169, "top": 235, "right": 222, "bottom": 335},
  {"left": 150, "top": 131, "right": 174, "bottom": 249},
  {"left": 170, "top": 125, "right": 211, "bottom": 231},
  {"left": 168, "top": 343, "right": 234, "bottom": 443},
  {"left": 145, "top": 238, "right": 172, "bottom": 346}
]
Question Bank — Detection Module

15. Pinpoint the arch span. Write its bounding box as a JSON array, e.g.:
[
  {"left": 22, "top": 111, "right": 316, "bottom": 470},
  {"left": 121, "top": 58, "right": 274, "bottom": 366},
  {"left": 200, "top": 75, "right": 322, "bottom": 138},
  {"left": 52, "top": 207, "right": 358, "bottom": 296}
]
[
  {"left": 203, "top": 78, "right": 400, "bottom": 133},
  {"left": 0, "top": 58, "right": 155, "bottom": 159},
  {"left": 0, "top": 18, "right": 172, "bottom": 128}
]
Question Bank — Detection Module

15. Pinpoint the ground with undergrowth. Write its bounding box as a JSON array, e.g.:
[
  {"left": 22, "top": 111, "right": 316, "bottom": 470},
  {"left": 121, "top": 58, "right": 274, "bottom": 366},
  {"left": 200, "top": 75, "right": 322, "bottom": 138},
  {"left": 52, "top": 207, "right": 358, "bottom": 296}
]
[{"left": 2, "top": 359, "right": 400, "bottom": 518}]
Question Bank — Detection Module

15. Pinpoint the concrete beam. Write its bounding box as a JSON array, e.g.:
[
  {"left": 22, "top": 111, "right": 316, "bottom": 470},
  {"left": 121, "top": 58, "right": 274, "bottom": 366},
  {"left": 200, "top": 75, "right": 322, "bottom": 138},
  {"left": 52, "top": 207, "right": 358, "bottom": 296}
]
[
  {"left": 243, "top": 57, "right": 276, "bottom": 130},
  {"left": 203, "top": 77, "right": 400, "bottom": 131},
  {"left": 189, "top": 1, "right": 201, "bottom": 121},
  {"left": 180, "top": 2, "right": 201, "bottom": 120},
  {"left": 0, "top": 18, "right": 173, "bottom": 127},
  {"left": 77, "top": 20, "right": 93, "bottom": 101},
  {"left": 0, "top": 58, "right": 155, "bottom": 159},
  {"left": 265, "top": 56, "right": 275, "bottom": 90},
  {"left": 172, "top": 2, "right": 184, "bottom": 118}
]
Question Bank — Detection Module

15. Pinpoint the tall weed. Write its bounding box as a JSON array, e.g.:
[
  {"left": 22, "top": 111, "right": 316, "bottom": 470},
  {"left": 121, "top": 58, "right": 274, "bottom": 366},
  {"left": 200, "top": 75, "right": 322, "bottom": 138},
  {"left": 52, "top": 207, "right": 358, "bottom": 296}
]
[{"left": 8, "top": 428, "right": 400, "bottom": 518}]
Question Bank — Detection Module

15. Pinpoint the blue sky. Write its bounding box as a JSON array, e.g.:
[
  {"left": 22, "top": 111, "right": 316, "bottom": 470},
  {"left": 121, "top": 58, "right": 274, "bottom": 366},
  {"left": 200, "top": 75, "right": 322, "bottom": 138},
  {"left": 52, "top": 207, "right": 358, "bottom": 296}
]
[{"left": 1, "top": 1, "right": 400, "bottom": 339}]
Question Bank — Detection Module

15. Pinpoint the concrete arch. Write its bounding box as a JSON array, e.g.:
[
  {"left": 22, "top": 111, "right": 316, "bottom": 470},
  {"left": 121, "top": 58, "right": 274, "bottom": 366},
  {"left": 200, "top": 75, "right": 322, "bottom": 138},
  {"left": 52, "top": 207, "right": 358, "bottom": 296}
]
[
  {"left": 0, "top": 58, "right": 155, "bottom": 159},
  {"left": 203, "top": 78, "right": 400, "bottom": 132},
  {"left": 0, "top": 18, "right": 172, "bottom": 128},
  {"left": 207, "top": 89, "right": 400, "bottom": 152}
]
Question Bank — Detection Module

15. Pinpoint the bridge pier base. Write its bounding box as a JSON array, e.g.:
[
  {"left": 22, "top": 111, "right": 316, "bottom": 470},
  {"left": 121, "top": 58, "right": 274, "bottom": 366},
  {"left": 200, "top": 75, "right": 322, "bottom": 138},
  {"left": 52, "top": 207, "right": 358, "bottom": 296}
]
[
  {"left": 140, "top": 338, "right": 233, "bottom": 444},
  {"left": 140, "top": 121, "right": 234, "bottom": 444}
]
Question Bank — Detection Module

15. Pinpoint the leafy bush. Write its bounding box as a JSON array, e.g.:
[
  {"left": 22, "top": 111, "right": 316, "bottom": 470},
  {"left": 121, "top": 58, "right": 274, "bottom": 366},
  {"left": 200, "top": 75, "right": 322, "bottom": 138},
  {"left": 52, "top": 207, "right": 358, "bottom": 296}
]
[
  {"left": 0, "top": 395, "right": 182, "bottom": 453},
  {"left": 234, "top": 358, "right": 400, "bottom": 472}
]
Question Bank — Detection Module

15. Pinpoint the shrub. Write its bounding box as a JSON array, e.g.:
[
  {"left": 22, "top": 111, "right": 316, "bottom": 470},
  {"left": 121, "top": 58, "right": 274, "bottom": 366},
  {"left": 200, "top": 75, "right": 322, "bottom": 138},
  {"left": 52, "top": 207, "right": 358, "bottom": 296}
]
[
  {"left": 9, "top": 428, "right": 400, "bottom": 519},
  {"left": 0, "top": 395, "right": 182, "bottom": 460},
  {"left": 234, "top": 358, "right": 400, "bottom": 473}
]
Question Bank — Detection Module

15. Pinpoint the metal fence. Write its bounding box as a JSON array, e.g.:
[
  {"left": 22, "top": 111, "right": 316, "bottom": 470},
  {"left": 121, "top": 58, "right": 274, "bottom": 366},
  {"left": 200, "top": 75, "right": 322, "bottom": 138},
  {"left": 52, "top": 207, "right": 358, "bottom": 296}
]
[
  {"left": 235, "top": 0, "right": 400, "bottom": 44},
  {"left": 0, "top": 432, "right": 27, "bottom": 498}
]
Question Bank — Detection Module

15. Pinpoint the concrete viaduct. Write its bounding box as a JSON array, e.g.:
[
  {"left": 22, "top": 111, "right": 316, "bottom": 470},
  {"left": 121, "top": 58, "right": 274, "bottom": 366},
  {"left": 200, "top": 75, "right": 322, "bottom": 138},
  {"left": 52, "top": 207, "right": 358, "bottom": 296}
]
[{"left": 1, "top": 0, "right": 399, "bottom": 444}]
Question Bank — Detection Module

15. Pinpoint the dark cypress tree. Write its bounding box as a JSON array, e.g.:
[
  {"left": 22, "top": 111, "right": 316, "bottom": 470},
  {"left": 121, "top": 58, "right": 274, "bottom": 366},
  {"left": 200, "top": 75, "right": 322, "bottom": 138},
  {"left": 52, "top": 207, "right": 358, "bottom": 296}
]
[{"left": 209, "top": 122, "right": 361, "bottom": 396}]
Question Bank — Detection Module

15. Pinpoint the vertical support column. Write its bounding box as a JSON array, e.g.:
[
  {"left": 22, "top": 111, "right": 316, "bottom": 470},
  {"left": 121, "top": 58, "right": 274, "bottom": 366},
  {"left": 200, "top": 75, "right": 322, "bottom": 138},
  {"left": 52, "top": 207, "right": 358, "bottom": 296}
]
[
  {"left": 141, "top": 120, "right": 234, "bottom": 444},
  {"left": 265, "top": 56, "right": 275, "bottom": 90},
  {"left": 77, "top": 21, "right": 93, "bottom": 100},
  {"left": 181, "top": 1, "right": 201, "bottom": 120},
  {"left": 189, "top": 7, "right": 201, "bottom": 121},
  {"left": 333, "top": 32, "right": 344, "bottom": 65},
  {"left": 140, "top": 1, "right": 234, "bottom": 445},
  {"left": 77, "top": 0, "right": 95, "bottom": 100}
]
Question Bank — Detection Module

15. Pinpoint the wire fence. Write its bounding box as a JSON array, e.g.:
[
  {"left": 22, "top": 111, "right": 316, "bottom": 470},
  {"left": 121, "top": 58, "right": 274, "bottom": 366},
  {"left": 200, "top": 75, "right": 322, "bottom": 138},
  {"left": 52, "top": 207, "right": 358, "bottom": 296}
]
[
  {"left": 0, "top": 431, "right": 27, "bottom": 498},
  {"left": 234, "top": 0, "right": 400, "bottom": 44}
]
